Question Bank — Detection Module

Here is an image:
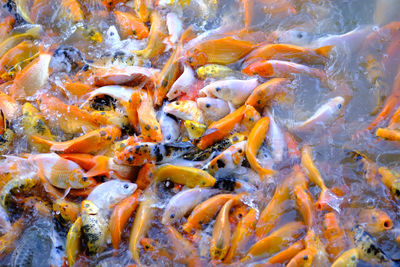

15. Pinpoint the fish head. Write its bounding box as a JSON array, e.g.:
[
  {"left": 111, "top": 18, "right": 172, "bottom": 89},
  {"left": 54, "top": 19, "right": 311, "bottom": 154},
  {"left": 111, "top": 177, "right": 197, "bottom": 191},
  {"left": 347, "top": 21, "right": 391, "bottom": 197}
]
[
  {"left": 70, "top": 168, "right": 95, "bottom": 188},
  {"left": 101, "top": 126, "right": 121, "bottom": 141},
  {"left": 116, "top": 181, "right": 137, "bottom": 197},
  {"left": 329, "top": 96, "right": 345, "bottom": 114},
  {"left": 199, "top": 174, "right": 216, "bottom": 187},
  {"left": 186, "top": 48, "right": 207, "bottom": 68},
  {"left": 81, "top": 200, "right": 99, "bottom": 215}
]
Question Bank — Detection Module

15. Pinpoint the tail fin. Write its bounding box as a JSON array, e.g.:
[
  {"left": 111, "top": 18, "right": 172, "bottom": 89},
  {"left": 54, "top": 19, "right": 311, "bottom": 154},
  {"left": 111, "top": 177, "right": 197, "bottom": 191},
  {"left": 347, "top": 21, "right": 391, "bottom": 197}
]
[
  {"left": 85, "top": 156, "right": 109, "bottom": 178},
  {"left": 314, "top": 45, "right": 334, "bottom": 58}
]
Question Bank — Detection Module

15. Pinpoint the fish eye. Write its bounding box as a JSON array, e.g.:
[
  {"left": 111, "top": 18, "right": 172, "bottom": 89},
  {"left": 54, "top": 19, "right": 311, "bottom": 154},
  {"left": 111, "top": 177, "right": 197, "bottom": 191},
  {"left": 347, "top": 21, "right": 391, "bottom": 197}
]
[
  {"left": 170, "top": 214, "right": 175, "bottom": 219},
  {"left": 201, "top": 181, "right": 206, "bottom": 185},
  {"left": 123, "top": 184, "right": 130, "bottom": 189},
  {"left": 337, "top": 103, "right": 342, "bottom": 109},
  {"left": 82, "top": 177, "right": 88, "bottom": 182},
  {"left": 215, "top": 87, "right": 221, "bottom": 92},
  {"left": 297, "top": 32, "right": 303, "bottom": 39}
]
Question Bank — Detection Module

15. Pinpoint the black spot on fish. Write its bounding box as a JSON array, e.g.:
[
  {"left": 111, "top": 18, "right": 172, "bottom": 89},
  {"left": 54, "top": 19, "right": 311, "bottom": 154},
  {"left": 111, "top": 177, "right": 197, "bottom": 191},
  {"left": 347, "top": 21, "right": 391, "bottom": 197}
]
[
  {"left": 216, "top": 159, "right": 225, "bottom": 168},
  {"left": 154, "top": 145, "right": 163, "bottom": 162}
]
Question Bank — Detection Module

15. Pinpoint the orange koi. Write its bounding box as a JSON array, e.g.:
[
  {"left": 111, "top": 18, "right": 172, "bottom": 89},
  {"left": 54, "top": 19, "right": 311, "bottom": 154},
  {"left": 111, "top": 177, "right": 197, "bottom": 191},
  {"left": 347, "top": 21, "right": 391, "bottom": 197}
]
[
  {"left": 129, "top": 188, "right": 156, "bottom": 263},
  {"left": 224, "top": 208, "right": 257, "bottom": 263},
  {"left": 182, "top": 194, "right": 235, "bottom": 234},
  {"left": 38, "top": 94, "right": 100, "bottom": 134},
  {"left": 137, "top": 91, "right": 163, "bottom": 142},
  {"left": 210, "top": 196, "right": 244, "bottom": 260},
  {"left": 323, "top": 212, "right": 348, "bottom": 261},
  {"left": 196, "top": 105, "right": 248, "bottom": 150},
  {"left": 63, "top": 81, "right": 93, "bottom": 97},
  {"left": 256, "top": 167, "right": 307, "bottom": 239},
  {"left": 133, "top": 11, "right": 167, "bottom": 60},
  {"left": 242, "top": 60, "right": 327, "bottom": 84},
  {"left": 0, "top": 40, "right": 38, "bottom": 79},
  {"left": 377, "top": 127, "right": 400, "bottom": 141},
  {"left": 245, "top": 78, "right": 290, "bottom": 111},
  {"left": 246, "top": 116, "right": 275, "bottom": 178},
  {"left": 293, "top": 185, "right": 314, "bottom": 228},
  {"left": 91, "top": 66, "right": 158, "bottom": 88},
  {"left": 110, "top": 189, "right": 142, "bottom": 250},
  {"left": 258, "top": 240, "right": 305, "bottom": 266},
  {"left": 348, "top": 150, "right": 381, "bottom": 187},
  {"left": 136, "top": 162, "right": 155, "bottom": 190},
  {"left": 301, "top": 145, "right": 341, "bottom": 212},
  {"left": 241, "top": 103, "right": 261, "bottom": 131},
  {"left": 244, "top": 44, "right": 333, "bottom": 67},
  {"left": 140, "top": 237, "right": 173, "bottom": 263},
  {"left": 114, "top": 11, "right": 149, "bottom": 40},
  {"left": 186, "top": 37, "right": 255, "bottom": 68},
  {"left": 365, "top": 72, "right": 400, "bottom": 131},
  {"left": 53, "top": 199, "right": 80, "bottom": 224},
  {"left": 31, "top": 126, "right": 120, "bottom": 153},
  {"left": 358, "top": 208, "right": 393, "bottom": 234},
  {"left": 154, "top": 41, "right": 182, "bottom": 106},
  {"left": 241, "top": 221, "right": 306, "bottom": 262},
  {"left": 9, "top": 52, "right": 52, "bottom": 100}
]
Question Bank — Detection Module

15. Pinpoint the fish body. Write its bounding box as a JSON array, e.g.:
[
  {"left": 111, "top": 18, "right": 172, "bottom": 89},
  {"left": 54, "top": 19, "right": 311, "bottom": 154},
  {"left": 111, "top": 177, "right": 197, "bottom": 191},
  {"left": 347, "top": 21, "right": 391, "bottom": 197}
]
[
  {"left": 167, "top": 64, "right": 196, "bottom": 100},
  {"left": 162, "top": 188, "right": 218, "bottom": 225},
  {"left": 154, "top": 165, "right": 216, "bottom": 187},
  {"left": 87, "top": 180, "right": 137, "bottom": 214},
  {"left": 31, "top": 153, "right": 94, "bottom": 189},
  {"left": 10, "top": 52, "right": 51, "bottom": 100},
  {"left": 196, "top": 97, "right": 230, "bottom": 123},
  {"left": 81, "top": 200, "right": 108, "bottom": 255},
  {"left": 22, "top": 103, "right": 54, "bottom": 152},
  {"left": 242, "top": 60, "right": 328, "bottom": 84},
  {"left": 115, "top": 141, "right": 194, "bottom": 166},
  {"left": 164, "top": 100, "right": 204, "bottom": 123},
  {"left": 158, "top": 111, "right": 180, "bottom": 142},
  {"left": 206, "top": 140, "right": 247, "bottom": 178},
  {"left": 66, "top": 217, "right": 82, "bottom": 266},
  {"left": 0, "top": 175, "right": 39, "bottom": 211},
  {"left": 293, "top": 97, "right": 345, "bottom": 133},
  {"left": 196, "top": 64, "right": 236, "bottom": 80},
  {"left": 31, "top": 126, "right": 121, "bottom": 153},
  {"left": 199, "top": 78, "right": 259, "bottom": 106}
]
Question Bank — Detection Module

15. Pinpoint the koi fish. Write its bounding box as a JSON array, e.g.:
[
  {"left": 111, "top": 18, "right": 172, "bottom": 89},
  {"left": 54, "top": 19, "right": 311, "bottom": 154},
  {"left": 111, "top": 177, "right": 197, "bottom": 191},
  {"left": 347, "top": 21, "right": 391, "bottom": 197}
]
[
  {"left": 196, "top": 64, "right": 237, "bottom": 80},
  {"left": 109, "top": 189, "right": 142, "bottom": 250},
  {"left": 81, "top": 200, "right": 108, "bottom": 255},
  {"left": 196, "top": 97, "right": 231, "bottom": 123},
  {"left": 199, "top": 78, "right": 259, "bottom": 106},
  {"left": 114, "top": 10, "right": 149, "bottom": 40},
  {"left": 114, "top": 141, "right": 194, "bottom": 166},
  {"left": 66, "top": 217, "right": 82, "bottom": 266},
  {"left": 9, "top": 51, "right": 52, "bottom": 100},
  {"left": 87, "top": 180, "right": 137, "bottom": 214},
  {"left": 31, "top": 126, "right": 121, "bottom": 153},
  {"left": 205, "top": 140, "right": 247, "bottom": 178},
  {"left": 166, "top": 63, "right": 196, "bottom": 101},
  {"left": 164, "top": 100, "right": 204, "bottom": 123},
  {"left": 38, "top": 94, "right": 100, "bottom": 134},
  {"left": 154, "top": 165, "right": 216, "bottom": 187},
  {"left": 358, "top": 208, "right": 393, "bottom": 234},
  {"left": 162, "top": 188, "right": 218, "bottom": 225},
  {"left": 242, "top": 60, "right": 328, "bottom": 84},
  {"left": 30, "top": 153, "right": 95, "bottom": 189},
  {"left": 293, "top": 97, "right": 345, "bottom": 133}
]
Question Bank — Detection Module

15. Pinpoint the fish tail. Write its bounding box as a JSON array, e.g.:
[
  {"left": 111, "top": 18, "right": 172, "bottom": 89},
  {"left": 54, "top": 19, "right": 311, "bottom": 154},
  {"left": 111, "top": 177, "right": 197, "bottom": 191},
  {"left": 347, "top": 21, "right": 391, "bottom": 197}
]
[
  {"left": 314, "top": 45, "right": 334, "bottom": 58},
  {"left": 30, "top": 135, "right": 54, "bottom": 150},
  {"left": 85, "top": 156, "right": 109, "bottom": 178}
]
